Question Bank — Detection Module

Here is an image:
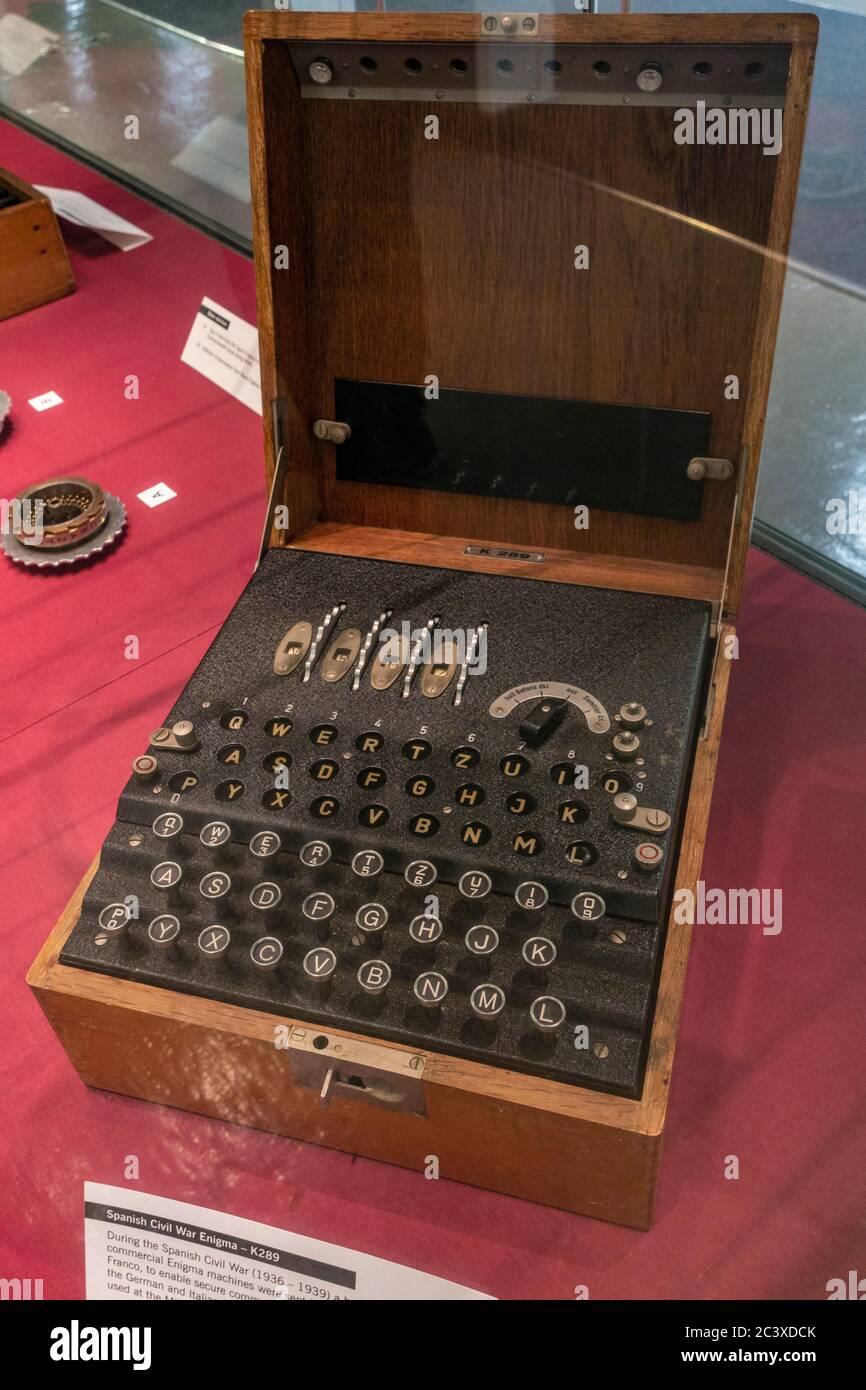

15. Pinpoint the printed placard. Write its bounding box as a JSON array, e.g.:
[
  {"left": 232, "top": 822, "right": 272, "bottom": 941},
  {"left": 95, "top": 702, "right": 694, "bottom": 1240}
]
[{"left": 84, "top": 1184, "right": 492, "bottom": 1301}]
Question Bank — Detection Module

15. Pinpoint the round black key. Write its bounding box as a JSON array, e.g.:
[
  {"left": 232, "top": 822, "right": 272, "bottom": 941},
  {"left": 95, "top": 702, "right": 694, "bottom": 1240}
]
[
  {"left": 264, "top": 716, "right": 293, "bottom": 738},
  {"left": 250, "top": 881, "right": 282, "bottom": 911},
  {"left": 409, "top": 914, "right": 442, "bottom": 945},
  {"left": 529, "top": 995, "right": 566, "bottom": 1031},
  {"left": 404, "top": 860, "right": 437, "bottom": 888},
  {"left": 408, "top": 814, "right": 439, "bottom": 837},
  {"left": 98, "top": 903, "right": 131, "bottom": 936},
  {"left": 359, "top": 804, "right": 389, "bottom": 829},
  {"left": 356, "top": 731, "right": 384, "bottom": 754},
  {"left": 356, "top": 903, "right": 388, "bottom": 935},
  {"left": 309, "top": 723, "right": 338, "bottom": 747},
  {"left": 302, "top": 891, "right": 335, "bottom": 922},
  {"left": 147, "top": 914, "right": 180, "bottom": 946},
  {"left": 558, "top": 800, "right": 590, "bottom": 826},
  {"left": 506, "top": 792, "right": 535, "bottom": 815},
  {"left": 549, "top": 762, "right": 577, "bottom": 787},
  {"left": 200, "top": 820, "right": 231, "bottom": 849},
  {"left": 460, "top": 821, "right": 491, "bottom": 847},
  {"left": 299, "top": 839, "right": 331, "bottom": 867},
  {"left": 250, "top": 830, "right": 282, "bottom": 859},
  {"left": 357, "top": 959, "right": 391, "bottom": 994},
  {"left": 357, "top": 765, "right": 386, "bottom": 790},
  {"left": 454, "top": 782, "right": 484, "bottom": 808},
  {"left": 405, "top": 775, "right": 435, "bottom": 798},
  {"left": 197, "top": 925, "right": 231, "bottom": 958},
  {"left": 303, "top": 946, "right": 337, "bottom": 980},
  {"left": 250, "top": 936, "right": 283, "bottom": 971},
  {"left": 450, "top": 745, "right": 480, "bottom": 770},
  {"left": 413, "top": 970, "right": 448, "bottom": 1008},
  {"left": 464, "top": 924, "right": 499, "bottom": 957},
  {"left": 153, "top": 812, "right": 183, "bottom": 840},
  {"left": 310, "top": 758, "right": 339, "bottom": 782},
  {"left": 458, "top": 870, "right": 491, "bottom": 900},
  {"left": 200, "top": 871, "right": 231, "bottom": 900},
  {"left": 262, "top": 788, "right": 291, "bottom": 812},
  {"left": 168, "top": 772, "right": 199, "bottom": 795},
  {"left": 522, "top": 936, "right": 557, "bottom": 969},
  {"left": 220, "top": 710, "right": 248, "bottom": 731},
  {"left": 402, "top": 739, "right": 432, "bottom": 762},
  {"left": 470, "top": 983, "right": 506, "bottom": 1019},
  {"left": 215, "top": 779, "right": 245, "bottom": 803},
  {"left": 571, "top": 891, "right": 606, "bottom": 923},
  {"left": 565, "top": 840, "right": 598, "bottom": 867},
  {"left": 218, "top": 743, "right": 246, "bottom": 765},
  {"left": 499, "top": 753, "right": 530, "bottom": 778},
  {"left": 310, "top": 796, "right": 339, "bottom": 819},
  {"left": 351, "top": 849, "right": 383, "bottom": 878},
  {"left": 262, "top": 751, "right": 291, "bottom": 775},
  {"left": 151, "top": 861, "right": 182, "bottom": 890},
  {"left": 514, "top": 881, "right": 548, "bottom": 910}
]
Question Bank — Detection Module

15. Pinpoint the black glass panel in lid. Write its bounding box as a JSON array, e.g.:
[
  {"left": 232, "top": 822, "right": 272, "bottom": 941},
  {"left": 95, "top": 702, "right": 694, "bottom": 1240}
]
[{"left": 333, "top": 379, "right": 711, "bottom": 521}]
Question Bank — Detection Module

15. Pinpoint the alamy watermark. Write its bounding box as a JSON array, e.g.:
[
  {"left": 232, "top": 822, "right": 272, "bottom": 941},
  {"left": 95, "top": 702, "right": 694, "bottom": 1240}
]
[
  {"left": 378, "top": 622, "right": 487, "bottom": 675},
  {"left": 674, "top": 100, "right": 782, "bottom": 157},
  {"left": 674, "top": 880, "right": 782, "bottom": 935},
  {"left": 1, "top": 497, "right": 44, "bottom": 543}
]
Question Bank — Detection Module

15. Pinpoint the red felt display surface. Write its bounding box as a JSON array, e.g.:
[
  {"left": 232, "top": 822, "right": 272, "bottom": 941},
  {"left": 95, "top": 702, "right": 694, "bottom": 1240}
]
[{"left": 0, "top": 120, "right": 864, "bottom": 1302}]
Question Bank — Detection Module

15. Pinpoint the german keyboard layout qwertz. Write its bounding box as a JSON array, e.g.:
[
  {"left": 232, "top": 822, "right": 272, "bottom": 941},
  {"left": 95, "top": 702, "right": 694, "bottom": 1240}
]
[{"left": 61, "top": 547, "right": 711, "bottom": 1097}]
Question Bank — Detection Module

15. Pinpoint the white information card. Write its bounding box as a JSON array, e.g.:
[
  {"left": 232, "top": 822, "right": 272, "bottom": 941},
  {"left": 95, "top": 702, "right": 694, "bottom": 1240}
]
[
  {"left": 35, "top": 187, "right": 153, "bottom": 252},
  {"left": 85, "top": 1184, "right": 492, "bottom": 1301},
  {"left": 180, "top": 296, "right": 262, "bottom": 414}
]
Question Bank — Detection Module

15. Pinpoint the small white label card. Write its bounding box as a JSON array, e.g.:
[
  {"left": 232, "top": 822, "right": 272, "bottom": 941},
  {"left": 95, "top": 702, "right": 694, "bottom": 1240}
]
[
  {"left": 35, "top": 187, "right": 152, "bottom": 252},
  {"left": 137, "top": 482, "right": 177, "bottom": 509},
  {"left": 85, "top": 1184, "right": 492, "bottom": 1301},
  {"left": 28, "top": 390, "right": 63, "bottom": 412},
  {"left": 0, "top": 14, "right": 59, "bottom": 78},
  {"left": 170, "top": 115, "right": 251, "bottom": 203},
  {"left": 181, "top": 296, "right": 262, "bottom": 414}
]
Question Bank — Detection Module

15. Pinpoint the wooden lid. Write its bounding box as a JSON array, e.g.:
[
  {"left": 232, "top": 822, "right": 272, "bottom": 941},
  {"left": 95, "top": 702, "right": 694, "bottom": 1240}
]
[{"left": 245, "top": 12, "right": 817, "bottom": 617}]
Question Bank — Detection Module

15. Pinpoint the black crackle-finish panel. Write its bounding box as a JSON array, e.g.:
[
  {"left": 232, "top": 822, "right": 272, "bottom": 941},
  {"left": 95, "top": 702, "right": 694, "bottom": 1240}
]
[{"left": 61, "top": 548, "right": 711, "bottom": 1097}]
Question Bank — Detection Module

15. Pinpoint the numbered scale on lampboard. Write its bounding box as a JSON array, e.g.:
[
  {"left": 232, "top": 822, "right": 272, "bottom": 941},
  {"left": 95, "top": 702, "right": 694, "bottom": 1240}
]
[{"left": 62, "top": 549, "right": 711, "bottom": 1097}]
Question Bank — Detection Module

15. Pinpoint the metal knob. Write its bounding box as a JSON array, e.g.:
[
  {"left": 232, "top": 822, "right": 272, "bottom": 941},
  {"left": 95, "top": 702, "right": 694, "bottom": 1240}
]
[
  {"left": 636, "top": 65, "right": 663, "bottom": 93},
  {"left": 613, "top": 792, "right": 638, "bottom": 824},
  {"left": 309, "top": 60, "right": 333, "bottom": 85},
  {"left": 171, "top": 720, "right": 197, "bottom": 749}
]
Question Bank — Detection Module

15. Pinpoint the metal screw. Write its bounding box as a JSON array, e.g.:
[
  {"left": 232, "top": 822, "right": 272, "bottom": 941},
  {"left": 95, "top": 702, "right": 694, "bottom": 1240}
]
[
  {"left": 593, "top": 1041, "right": 610, "bottom": 1059},
  {"left": 610, "top": 928, "right": 627, "bottom": 945}
]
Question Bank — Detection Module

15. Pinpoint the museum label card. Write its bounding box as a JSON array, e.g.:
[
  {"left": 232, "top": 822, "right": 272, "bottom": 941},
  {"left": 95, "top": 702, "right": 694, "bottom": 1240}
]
[
  {"left": 35, "top": 187, "right": 152, "bottom": 251},
  {"left": 180, "top": 296, "right": 262, "bottom": 414},
  {"left": 84, "top": 1184, "right": 492, "bottom": 1301},
  {"left": 0, "top": 14, "right": 59, "bottom": 77}
]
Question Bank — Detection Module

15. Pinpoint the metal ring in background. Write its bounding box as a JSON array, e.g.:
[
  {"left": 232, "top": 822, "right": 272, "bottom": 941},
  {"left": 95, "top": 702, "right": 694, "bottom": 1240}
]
[
  {"left": 1, "top": 478, "right": 127, "bottom": 570},
  {"left": 13, "top": 476, "right": 107, "bottom": 550}
]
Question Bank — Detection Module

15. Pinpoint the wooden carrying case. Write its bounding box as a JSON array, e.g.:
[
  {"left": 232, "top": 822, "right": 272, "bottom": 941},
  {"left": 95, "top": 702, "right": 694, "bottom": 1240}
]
[
  {"left": 0, "top": 167, "right": 74, "bottom": 321},
  {"left": 29, "top": 12, "right": 817, "bottom": 1229}
]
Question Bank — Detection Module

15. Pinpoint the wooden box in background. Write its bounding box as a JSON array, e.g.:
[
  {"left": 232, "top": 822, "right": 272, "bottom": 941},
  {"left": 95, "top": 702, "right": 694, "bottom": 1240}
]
[{"left": 0, "top": 167, "right": 74, "bottom": 321}]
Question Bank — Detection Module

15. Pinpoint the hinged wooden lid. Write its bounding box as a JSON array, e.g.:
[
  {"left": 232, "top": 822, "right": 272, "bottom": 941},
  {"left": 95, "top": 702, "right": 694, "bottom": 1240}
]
[{"left": 244, "top": 12, "right": 817, "bottom": 619}]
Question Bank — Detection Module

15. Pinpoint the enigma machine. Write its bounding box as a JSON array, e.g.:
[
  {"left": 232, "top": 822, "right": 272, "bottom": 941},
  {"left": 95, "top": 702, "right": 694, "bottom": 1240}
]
[{"left": 29, "top": 12, "right": 817, "bottom": 1228}]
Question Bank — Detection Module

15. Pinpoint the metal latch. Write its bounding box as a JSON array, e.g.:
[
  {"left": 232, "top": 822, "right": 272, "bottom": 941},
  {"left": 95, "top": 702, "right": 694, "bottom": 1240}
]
[
  {"left": 687, "top": 457, "right": 735, "bottom": 482},
  {"left": 313, "top": 419, "right": 351, "bottom": 445},
  {"left": 283, "top": 1027, "right": 427, "bottom": 1116}
]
